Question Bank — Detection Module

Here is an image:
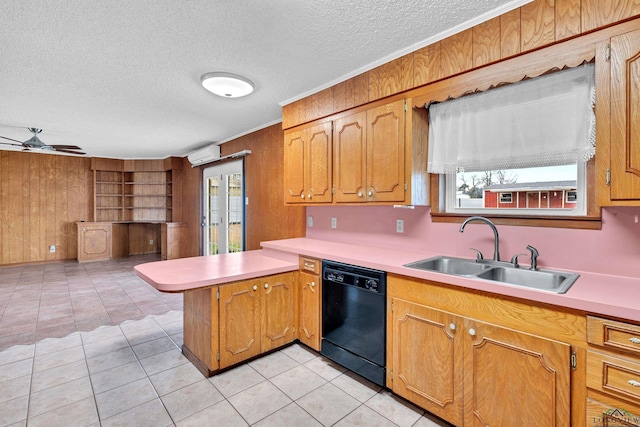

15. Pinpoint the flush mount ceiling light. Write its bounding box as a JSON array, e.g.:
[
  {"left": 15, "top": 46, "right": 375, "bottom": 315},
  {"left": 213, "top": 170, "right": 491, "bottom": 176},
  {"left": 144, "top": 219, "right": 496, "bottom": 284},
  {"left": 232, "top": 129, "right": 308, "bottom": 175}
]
[{"left": 200, "top": 72, "right": 254, "bottom": 98}]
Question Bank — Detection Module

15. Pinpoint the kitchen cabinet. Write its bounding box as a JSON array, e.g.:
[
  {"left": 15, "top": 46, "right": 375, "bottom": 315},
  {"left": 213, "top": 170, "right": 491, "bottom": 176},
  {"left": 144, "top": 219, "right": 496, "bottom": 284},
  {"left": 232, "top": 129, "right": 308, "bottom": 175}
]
[
  {"left": 597, "top": 26, "right": 640, "bottom": 205},
  {"left": 586, "top": 316, "right": 640, "bottom": 425},
  {"left": 388, "top": 274, "right": 575, "bottom": 426},
  {"left": 161, "top": 222, "right": 186, "bottom": 260},
  {"left": 297, "top": 256, "right": 321, "bottom": 351},
  {"left": 219, "top": 272, "right": 296, "bottom": 369},
  {"left": 77, "top": 222, "right": 112, "bottom": 262},
  {"left": 333, "top": 99, "right": 405, "bottom": 203},
  {"left": 283, "top": 121, "right": 332, "bottom": 204}
]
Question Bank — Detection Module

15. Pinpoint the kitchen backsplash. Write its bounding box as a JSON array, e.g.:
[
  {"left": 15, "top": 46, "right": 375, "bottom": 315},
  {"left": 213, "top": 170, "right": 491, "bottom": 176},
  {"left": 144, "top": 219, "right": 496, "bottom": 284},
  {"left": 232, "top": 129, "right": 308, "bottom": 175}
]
[{"left": 306, "top": 205, "right": 640, "bottom": 278}]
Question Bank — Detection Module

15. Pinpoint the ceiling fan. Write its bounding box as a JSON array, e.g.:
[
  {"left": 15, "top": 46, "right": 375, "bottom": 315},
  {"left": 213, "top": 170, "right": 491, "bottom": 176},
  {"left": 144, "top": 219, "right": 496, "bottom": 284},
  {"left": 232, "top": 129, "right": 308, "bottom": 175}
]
[{"left": 0, "top": 127, "right": 85, "bottom": 155}]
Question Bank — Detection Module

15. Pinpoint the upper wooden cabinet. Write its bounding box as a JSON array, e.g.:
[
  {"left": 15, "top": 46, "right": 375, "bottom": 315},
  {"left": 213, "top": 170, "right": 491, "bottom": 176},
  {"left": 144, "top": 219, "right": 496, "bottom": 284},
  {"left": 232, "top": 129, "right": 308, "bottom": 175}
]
[
  {"left": 283, "top": 121, "right": 332, "bottom": 204},
  {"left": 598, "top": 26, "right": 640, "bottom": 206},
  {"left": 284, "top": 96, "right": 429, "bottom": 206},
  {"left": 334, "top": 100, "right": 405, "bottom": 203}
]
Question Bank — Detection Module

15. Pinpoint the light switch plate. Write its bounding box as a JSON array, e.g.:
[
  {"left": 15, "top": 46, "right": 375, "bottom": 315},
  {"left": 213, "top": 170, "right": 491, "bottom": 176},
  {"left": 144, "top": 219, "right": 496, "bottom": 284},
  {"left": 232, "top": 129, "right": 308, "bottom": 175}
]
[
  {"left": 331, "top": 217, "right": 337, "bottom": 229},
  {"left": 307, "top": 216, "right": 314, "bottom": 227},
  {"left": 396, "top": 219, "right": 404, "bottom": 233}
]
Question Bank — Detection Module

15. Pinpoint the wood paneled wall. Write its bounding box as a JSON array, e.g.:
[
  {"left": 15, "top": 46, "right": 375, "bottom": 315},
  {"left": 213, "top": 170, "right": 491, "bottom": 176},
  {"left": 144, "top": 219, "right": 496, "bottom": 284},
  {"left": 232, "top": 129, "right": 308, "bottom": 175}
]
[
  {"left": 282, "top": 0, "right": 640, "bottom": 129},
  {"left": 0, "top": 151, "right": 93, "bottom": 265}
]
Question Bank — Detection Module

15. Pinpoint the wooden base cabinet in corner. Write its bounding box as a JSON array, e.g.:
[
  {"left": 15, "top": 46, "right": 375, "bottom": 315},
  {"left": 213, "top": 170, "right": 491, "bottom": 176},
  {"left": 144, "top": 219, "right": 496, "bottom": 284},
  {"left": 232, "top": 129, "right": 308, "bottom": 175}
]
[
  {"left": 219, "top": 272, "right": 296, "bottom": 369},
  {"left": 297, "top": 257, "right": 321, "bottom": 351},
  {"left": 388, "top": 278, "right": 571, "bottom": 426},
  {"left": 77, "top": 222, "right": 112, "bottom": 262}
]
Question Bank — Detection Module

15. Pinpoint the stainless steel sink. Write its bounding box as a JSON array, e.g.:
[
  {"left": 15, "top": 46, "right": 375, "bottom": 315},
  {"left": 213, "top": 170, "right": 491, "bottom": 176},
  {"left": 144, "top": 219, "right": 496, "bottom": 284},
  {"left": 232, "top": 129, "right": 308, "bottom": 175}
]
[
  {"left": 475, "top": 267, "right": 579, "bottom": 294},
  {"left": 404, "top": 256, "right": 579, "bottom": 294},
  {"left": 404, "top": 256, "right": 492, "bottom": 276}
]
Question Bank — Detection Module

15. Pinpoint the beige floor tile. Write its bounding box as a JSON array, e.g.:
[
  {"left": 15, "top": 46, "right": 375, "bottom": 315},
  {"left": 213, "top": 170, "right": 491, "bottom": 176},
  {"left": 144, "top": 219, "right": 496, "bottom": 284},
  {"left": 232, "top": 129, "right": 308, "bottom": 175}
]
[
  {"left": 139, "top": 348, "right": 189, "bottom": 376},
  {"left": 32, "top": 345, "right": 85, "bottom": 373},
  {"left": 149, "top": 362, "right": 205, "bottom": 396},
  {"left": 270, "top": 364, "right": 327, "bottom": 400},
  {"left": 228, "top": 380, "right": 292, "bottom": 425},
  {"left": 248, "top": 350, "right": 298, "bottom": 379},
  {"left": 0, "top": 395, "right": 28, "bottom": 426},
  {"left": 253, "top": 402, "right": 322, "bottom": 427},
  {"left": 86, "top": 346, "right": 137, "bottom": 374},
  {"left": 365, "top": 390, "right": 424, "bottom": 427},
  {"left": 30, "top": 360, "right": 88, "bottom": 393},
  {"left": 176, "top": 399, "right": 248, "bottom": 427},
  {"left": 95, "top": 378, "right": 158, "bottom": 420},
  {"left": 413, "top": 413, "right": 454, "bottom": 427},
  {"left": 100, "top": 398, "right": 173, "bottom": 427},
  {"left": 0, "top": 358, "right": 32, "bottom": 383},
  {"left": 0, "top": 375, "right": 30, "bottom": 404},
  {"left": 131, "top": 336, "right": 179, "bottom": 360},
  {"left": 82, "top": 334, "right": 130, "bottom": 359},
  {"left": 296, "top": 382, "right": 361, "bottom": 426},
  {"left": 334, "top": 405, "right": 397, "bottom": 427},
  {"left": 280, "top": 343, "right": 319, "bottom": 364},
  {"left": 28, "top": 376, "right": 93, "bottom": 417},
  {"left": 210, "top": 363, "right": 266, "bottom": 398},
  {"left": 161, "top": 378, "right": 225, "bottom": 422},
  {"left": 34, "top": 332, "right": 82, "bottom": 355},
  {"left": 331, "top": 371, "right": 381, "bottom": 403},
  {"left": 81, "top": 325, "right": 125, "bottom": 345},
  {"left": 122, "top": 325, "right": 168, "bottom": 346},
  {"left": 0, "top": 345, "right": 34, "bottom": 366},
  {"left": 90, "top": 360, "right": 147, "bottom": 394},
  {"left": 27, "top": 396, "right": 98, "bottom": 427},
  {"left": 303, "top": 356, "right": 348, "bottom": 381}
]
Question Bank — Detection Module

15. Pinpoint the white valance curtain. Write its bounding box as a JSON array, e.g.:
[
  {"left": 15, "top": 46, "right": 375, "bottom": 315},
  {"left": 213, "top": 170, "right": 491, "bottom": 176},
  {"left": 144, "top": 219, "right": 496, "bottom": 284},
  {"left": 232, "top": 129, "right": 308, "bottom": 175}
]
[{"left": 427, "top": 63, "right": 595, "bottom": 174}]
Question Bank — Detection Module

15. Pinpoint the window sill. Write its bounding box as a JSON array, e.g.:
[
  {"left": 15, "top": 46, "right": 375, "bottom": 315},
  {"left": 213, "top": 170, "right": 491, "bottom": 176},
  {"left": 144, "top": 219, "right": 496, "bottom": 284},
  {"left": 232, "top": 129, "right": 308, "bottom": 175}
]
[{"left": 430, "top": 212, "right": 602, "bottom": 230}]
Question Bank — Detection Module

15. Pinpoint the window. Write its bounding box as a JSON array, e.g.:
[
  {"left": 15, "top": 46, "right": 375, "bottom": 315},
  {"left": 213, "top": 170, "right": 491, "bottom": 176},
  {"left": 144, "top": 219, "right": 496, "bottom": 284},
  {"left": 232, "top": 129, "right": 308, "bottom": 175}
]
[{"left": 428, "top": 63, "right": 595, "bottom": 218}]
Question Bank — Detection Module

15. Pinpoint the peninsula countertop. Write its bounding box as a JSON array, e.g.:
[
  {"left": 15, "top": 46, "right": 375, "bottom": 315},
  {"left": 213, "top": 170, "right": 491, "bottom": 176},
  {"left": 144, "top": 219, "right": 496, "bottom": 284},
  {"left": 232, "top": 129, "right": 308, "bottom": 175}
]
[{"left": 134, "top": 237, "right": 640, "bottom": 323}]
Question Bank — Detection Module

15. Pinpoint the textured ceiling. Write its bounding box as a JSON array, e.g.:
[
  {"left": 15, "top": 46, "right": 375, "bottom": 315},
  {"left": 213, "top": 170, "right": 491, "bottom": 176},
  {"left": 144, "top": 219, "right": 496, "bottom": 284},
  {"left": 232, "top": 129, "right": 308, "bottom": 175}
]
[{"left": 0, "top": 0, "right": 527, "bottom": 159}]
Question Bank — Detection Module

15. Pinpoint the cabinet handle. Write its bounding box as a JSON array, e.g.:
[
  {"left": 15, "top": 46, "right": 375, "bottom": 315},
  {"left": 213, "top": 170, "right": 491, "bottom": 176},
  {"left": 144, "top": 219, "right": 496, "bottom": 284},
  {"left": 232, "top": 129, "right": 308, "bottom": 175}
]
[
  {"left": 300, "top": 194, "right": 305, "bottom": 199},
  {"left": 252, "top": 285, "right": 258, "bottom": 291},
  {"left": 468, "top": 328, "right": 476, "bottom": 337},
  {"left": 628, "top": 380, "right": 640, "bottom": 387},
  {"left": 368, "top": 190, "right": 373, "bottom": 197},
  {"left": 358, "top": 191, "right": 363, "bottom": 198},
  {"left": 449, "top": 323, "right": 456, "bottom": 331},
  {"left": 264, "top": 283, "right": 269, "bottom": 289},
  {"left": 630, "top": 337, "right": 640, "bottom": 344}
]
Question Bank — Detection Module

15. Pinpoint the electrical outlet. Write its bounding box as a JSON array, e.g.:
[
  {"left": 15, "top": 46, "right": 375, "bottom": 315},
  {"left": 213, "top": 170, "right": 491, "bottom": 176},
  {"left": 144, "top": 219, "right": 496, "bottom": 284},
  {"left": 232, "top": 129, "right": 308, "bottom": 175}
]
[
  {"left": 307, "top": 216, "right": 314, "bottom": 227},
  {"left": 396, "top": 219, "right": 404, "bottom": 233},
  {"left": 49, "top": 245, "right": 56, "bottom": 253},
  {"left": 331, "top": 217, "right": 337, "bottom": 229},
  {"left": 149, "top": 239, "right": 154, "bottom": 245}
]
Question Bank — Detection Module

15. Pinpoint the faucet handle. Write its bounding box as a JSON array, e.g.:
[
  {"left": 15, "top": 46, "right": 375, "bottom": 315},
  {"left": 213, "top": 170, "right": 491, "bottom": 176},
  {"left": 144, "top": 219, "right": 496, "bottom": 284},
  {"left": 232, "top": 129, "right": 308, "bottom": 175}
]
[
  {"left": 469, "top": 248, "right": 484, "bottom": 261},
  {"left": 510, "top": 253, "right": 527, "bottom": 268},
  {"left": 526, "top": 245, "right": 539, "bottom": 270}
]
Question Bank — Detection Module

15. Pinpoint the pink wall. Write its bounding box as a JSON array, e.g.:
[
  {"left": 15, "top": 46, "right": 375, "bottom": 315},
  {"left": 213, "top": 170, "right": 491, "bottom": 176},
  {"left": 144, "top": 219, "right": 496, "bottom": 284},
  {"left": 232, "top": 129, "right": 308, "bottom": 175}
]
[{"left": 306, "top": 205, "right": 640, "bottom": 278}]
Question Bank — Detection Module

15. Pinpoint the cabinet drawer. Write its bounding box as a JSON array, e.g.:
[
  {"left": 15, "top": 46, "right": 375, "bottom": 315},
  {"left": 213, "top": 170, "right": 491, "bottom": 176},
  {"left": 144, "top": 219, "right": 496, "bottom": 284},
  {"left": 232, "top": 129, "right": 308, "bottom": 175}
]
[
  {"left": 588, "top": 316, "right": 640, "bottom": 356},
  {"left": 586, "top": 398, "right": 640, "bottom": 426},
  {"left": 588, "top": 350, "right": 640, "bottom": 404},
  {"left": 299, "top": 256, "right": 320, "bottom": 275}
]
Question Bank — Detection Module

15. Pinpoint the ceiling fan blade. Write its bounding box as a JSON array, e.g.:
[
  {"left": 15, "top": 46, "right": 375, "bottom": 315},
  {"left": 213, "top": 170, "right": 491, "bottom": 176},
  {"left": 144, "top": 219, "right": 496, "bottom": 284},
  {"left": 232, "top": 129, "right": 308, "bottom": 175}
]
[
  {"left": 0, "top": 135, "right": 25, "bottom": 144},
  {"left": 53, "top": 148, "right": 86, "bottom": 155},
  {"left": 0, "top": 140, "right": 23, "bottom": 147},
  {"left": 50, "top": 144, "right": 84, "bottom": 150}
]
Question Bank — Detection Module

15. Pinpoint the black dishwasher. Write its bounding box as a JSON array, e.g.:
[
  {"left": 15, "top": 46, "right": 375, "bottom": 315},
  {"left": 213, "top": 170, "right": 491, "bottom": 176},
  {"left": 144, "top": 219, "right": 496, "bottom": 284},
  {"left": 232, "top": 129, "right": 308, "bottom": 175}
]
[{"left": 321, "top": 260, "right": 386, "bottom": 386}]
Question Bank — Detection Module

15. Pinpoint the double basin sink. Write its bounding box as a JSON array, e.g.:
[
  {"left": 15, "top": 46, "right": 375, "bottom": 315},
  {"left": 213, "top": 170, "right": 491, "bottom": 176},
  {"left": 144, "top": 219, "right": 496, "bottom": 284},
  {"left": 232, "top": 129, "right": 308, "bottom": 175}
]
[{"left": 404, "top": 256, "right": 579, "bottom": 294}]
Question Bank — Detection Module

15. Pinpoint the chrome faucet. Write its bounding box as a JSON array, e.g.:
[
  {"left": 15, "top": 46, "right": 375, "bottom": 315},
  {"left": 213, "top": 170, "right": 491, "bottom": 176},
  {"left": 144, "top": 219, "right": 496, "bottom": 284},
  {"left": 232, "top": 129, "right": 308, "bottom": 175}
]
[
  {"left": 459, "top": 216, "right": 500, "bottom": 261},
  {"left": 526, "top": 245, "right": 539, "bottom": 270}
]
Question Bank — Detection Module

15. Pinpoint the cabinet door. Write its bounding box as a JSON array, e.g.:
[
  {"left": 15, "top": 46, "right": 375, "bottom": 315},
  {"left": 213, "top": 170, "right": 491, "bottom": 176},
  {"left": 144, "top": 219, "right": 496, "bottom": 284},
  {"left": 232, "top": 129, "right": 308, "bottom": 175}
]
[
  {"left": 333, "top": 111, "right": 367, "bottom": 203},
  {"left": 307, "top": 122, "right": 333, "bottom": 203},
  {"left": 298, "top": 271, "right": 321, "bottom": 351},
  {"left": 261, "top": 273, "right": 296, "bottom": 352},
  {"left": 366, "top": 100, "right": 405, "bottom": 202},
  {"left": 390, "top": 298, "right": 463, "bottom": 426},
  {"left": 611, "top": 29, "right": 640, "bottom": 200},
  {"left": 463, "top": 319, "right": 571, "bottom": 427},
  {"left": 77, "top": 223, "right": 111, "bottom": 262},
  {"left": 284, "top": 128, "right": 306, "bottom": 203},
  {"left": 219, "top": 280, "right": 262, "bottom": 368}
]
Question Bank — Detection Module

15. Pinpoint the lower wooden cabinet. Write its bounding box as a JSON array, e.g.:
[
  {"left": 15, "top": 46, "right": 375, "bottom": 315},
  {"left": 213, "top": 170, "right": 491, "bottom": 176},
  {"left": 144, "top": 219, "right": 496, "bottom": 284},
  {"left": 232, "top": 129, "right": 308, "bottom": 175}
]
[
  {"left": 77, "top": 222, "right": 112, "bottom": 262},
  {"left": 388, "top": 275, "right": 572, "bottom": 426},
  {"left": 297, "top": 256, "right": 321, "bottom": 351},
  {"left": 219, "top": 272, "right": 296, "bottom": 369}
]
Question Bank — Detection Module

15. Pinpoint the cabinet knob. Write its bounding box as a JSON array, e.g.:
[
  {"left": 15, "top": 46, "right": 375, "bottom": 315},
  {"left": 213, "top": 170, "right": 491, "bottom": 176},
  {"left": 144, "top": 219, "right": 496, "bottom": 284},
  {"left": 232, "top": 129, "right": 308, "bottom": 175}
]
[
  {"left": 300, "top": 194, "right": 305, "bottom": 199},
  {"left": 264, "top": 283, "right": 269, "bottom": 289},
  {"left": 449, "top": 323, "right": 456, "bottom": 331},
  {"left": 358, "top": 191, "right": 363, "bottom": 198},
  {"left": 468, "top": 328, "right": 476, "bottom": 337},
  {"left": 629, "top": 380, "right": 640, "bottom": 387},
  {"left": 368, "top": 190, "right": 373, "bottom": 197},
  {"left": 310, "top": 281, "right": 315, "bottom": 287},
  {"left": 252, "top": 285, "right": 258, "bottom": 291},
  {"left": 307, "top": 193, "right": 312, "bottom": 199}
]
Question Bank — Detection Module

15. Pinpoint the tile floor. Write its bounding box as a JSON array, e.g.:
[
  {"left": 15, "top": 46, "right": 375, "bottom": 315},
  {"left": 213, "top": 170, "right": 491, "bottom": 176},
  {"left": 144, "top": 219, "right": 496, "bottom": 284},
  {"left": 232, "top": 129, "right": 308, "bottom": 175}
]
[{"left": 0, "top": 255, "right": 452, "bottom": 427}]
